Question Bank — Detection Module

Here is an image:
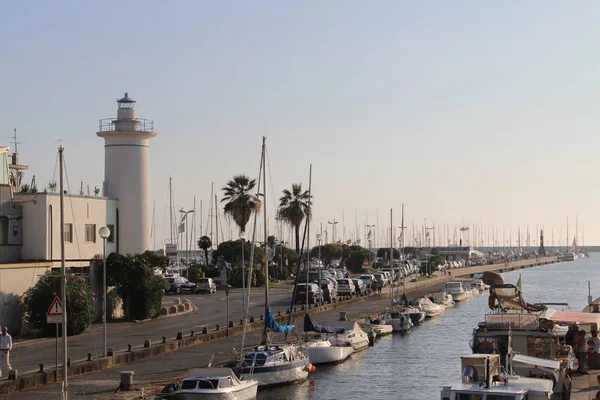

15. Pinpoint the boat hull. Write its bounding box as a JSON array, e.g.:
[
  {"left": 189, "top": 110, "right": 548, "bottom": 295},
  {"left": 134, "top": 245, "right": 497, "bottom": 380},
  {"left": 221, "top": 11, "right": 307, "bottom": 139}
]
[
  {"left": 306, "top": 345, "right": 353, "bottom": 364},
  {"left": 176, "top": 382, "right": 258, "bottom": 400},
  {"left": 451, "top": 292, "right": 469, "bottom": 302},
  {"left": 240, "top": 358, "right": 309, "bottom": 387}
]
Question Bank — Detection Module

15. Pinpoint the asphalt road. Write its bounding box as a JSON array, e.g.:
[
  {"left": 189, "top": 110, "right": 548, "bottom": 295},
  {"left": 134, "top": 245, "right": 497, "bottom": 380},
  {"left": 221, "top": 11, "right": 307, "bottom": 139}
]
[{"left": 9, "top": 288, "right": 295, "bottom": 376}]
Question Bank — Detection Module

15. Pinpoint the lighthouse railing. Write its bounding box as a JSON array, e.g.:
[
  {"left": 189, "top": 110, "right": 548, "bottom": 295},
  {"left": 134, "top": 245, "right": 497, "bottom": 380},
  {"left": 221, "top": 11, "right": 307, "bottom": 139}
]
[{"left": 98, "top": 118, "right": 154, "bottom": 133}]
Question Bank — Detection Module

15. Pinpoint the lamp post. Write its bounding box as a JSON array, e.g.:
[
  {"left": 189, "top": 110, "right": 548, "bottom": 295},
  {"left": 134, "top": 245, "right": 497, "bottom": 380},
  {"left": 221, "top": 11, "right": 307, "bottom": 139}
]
[
  {"left": 328, "top": 219, "right": 338, "bottom": 244},
  {"left": 179, "top": 208, "right": 195, "bottom": 278},
  {"left": 316, "top": 233, "right": 323, "bottom": 305},
  {"left": 239, "top": 231, "right": 246, "bottom": 318},
  {"left": 367, "top": 232, "right": 373, "bottom": 262},
  {"left": 98, "top": 226, "right": 111, "bottom": 357}
]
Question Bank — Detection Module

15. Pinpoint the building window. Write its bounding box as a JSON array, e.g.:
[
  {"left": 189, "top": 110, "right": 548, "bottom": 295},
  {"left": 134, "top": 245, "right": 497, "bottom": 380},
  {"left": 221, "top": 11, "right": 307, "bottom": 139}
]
[
  {"left": 64, "top": 223, "right": 73, "bottom": 243},
  {"left": 107, "top": 224, "right": 115, "bottom": 243},
  {"left": 0, "top": 217, "right": 8, "bottom": 245},
  {"left": 85, "top": 224, "right": 96, "bottom": 243}
]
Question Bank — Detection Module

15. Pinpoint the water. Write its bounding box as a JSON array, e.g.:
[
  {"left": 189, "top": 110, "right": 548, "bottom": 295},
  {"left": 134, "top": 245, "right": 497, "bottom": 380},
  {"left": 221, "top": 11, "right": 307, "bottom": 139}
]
[{"left": 260, "top": 255, "right": 600, "bottom": 399}]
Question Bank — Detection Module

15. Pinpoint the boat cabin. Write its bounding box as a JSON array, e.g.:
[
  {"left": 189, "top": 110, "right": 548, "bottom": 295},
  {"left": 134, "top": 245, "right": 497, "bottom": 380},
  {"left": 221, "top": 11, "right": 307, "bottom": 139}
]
[{"left": 180, "top": 368, "right": 243, "bottom": 390}]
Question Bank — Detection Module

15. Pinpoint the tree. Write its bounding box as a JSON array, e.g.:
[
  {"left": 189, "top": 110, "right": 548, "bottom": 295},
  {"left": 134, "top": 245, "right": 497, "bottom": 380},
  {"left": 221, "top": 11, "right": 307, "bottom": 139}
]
[
  {"left": 211, "top": 239, "right": 264, "bottom": 268},
  {"left": 309, "top": 243, "right": 342, "bottom": 266},
  {"left": 47, "top": 181, "right": 57, "bottom": 193},
  {"left": 277, "top": 183, "right": 311, "bottom": 255},
  {"left": 376, "top": 248, "right": 400, "bottom": 259},
  {"left": 106, "top": 253, "right": 169, "bottom": 320},
  {"left": 345, "top": 248, "right": 375, "bottom": 273},
  {"left": 221, "top": 175, "right": 261, "bottom": 233},
  {"left": 403, "top": 247, "right": 421, "bottom": 258},
  {"left": 22, "top": 272, "right": 94, "bottom": 336},
  {"left": 197, "top": 235, "right": 212, "bottom": 266},
  {"left": 137, "top": 250, "right": 169, "bottom": 273}
]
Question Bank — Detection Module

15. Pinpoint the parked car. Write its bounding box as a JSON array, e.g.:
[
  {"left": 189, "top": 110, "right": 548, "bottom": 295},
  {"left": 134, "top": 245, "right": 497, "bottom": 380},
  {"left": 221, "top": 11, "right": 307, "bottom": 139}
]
[
  {"left": 320, "top": 280, "right": 337, "bottom": 302},
  {"left": 336, "top": 278, "right": 356, "bottom": 297},
  {"left": 352, "top": 278, "right": 368, "bottom": 296},
  {"left": 359, "top": 274, "right": 375, "bottom": 290},
  {"left": 197, "top": 277, "right": 217, "bottom": 294},
  {"left": 295, "top": 283, "right": 321, "bottom": 305},
  {"left": 166, "top": 276, "right": 198, "bottom": 294}
]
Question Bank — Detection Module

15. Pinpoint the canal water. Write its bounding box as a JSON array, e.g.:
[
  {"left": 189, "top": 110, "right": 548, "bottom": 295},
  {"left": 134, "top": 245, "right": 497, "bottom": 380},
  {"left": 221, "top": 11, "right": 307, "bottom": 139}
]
[{"left": 261, "top": 255, "right": 600, "bottom": 399}]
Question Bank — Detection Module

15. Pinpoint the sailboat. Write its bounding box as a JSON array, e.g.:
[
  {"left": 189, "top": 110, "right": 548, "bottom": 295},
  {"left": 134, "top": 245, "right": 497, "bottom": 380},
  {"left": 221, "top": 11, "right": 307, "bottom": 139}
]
[
  {"left": 238, "top": 137, "right": 310, "bottom": 387},
  {"left": 58, "top": 147, "right": 69, "bottom": 399}
]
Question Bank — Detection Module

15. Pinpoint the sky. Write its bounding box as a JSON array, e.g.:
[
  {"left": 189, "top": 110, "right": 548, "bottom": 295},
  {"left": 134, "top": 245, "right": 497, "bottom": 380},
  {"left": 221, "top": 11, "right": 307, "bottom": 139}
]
[{"left": 2, "top": 1, "right": 600, "bottom": 248}]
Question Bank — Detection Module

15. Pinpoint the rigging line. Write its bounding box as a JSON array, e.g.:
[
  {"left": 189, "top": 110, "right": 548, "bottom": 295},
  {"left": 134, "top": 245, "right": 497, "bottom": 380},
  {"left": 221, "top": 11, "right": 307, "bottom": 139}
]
[
  {"left": 62, "top": 153, "right": 84, "bottom": 262},
  {"left": 264, "top": 147, "right": 278, "bottom": 220}
]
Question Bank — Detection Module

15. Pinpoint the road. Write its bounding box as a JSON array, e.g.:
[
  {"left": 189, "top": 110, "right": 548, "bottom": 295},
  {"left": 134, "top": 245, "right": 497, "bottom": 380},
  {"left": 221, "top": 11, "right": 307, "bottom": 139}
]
[{"left": 10, "top": 288, "right": 295, "bottom": 376}]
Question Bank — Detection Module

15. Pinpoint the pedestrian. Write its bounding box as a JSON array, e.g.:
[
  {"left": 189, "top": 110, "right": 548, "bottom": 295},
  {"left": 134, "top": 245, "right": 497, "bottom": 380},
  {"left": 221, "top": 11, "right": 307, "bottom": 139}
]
[
  {"left": 576, "top": 329, "right": 588, "bottom": 374},
  {"left": 0, "top": 326, "right": 12, "bottom": 378},
  {"left": 371, "top": 279, "right": 378, "bottom": 296},
  {"left": 588, "top": 330, "right": 600, "bottom": 354}
]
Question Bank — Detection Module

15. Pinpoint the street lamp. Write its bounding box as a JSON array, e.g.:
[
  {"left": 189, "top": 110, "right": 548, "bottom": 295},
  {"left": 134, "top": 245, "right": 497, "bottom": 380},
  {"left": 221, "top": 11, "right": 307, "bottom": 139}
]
[
  {"left": 179, "top": 208, "right": 195, "bottom": 278},
  {"left": 366, "top": 224, "right": 375, "bottom": 249},
  {"left": 328, "top": 220, "right": 338, "bottom": 244},
  {"left": 98, "top": 226, "right": 111, "bottom": 357},
  {"left": 367, "top": 231, "right": 373, "bottom": 262},
  {"left": 316, "top": 234, "right": 323, "bottom": 305},
  {"left": 239, "top": 231, "right": 247, "bottom": 318}
]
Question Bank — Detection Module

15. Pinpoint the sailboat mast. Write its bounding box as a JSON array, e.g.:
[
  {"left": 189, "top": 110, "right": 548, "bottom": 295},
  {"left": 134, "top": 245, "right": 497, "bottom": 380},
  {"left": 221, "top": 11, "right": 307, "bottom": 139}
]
[
  {"left": 59, "top": 146, "right": 68, "bottom": 398},
  {"left": 262, "top": 136, "right": 269, "bottom": 343},
  {"left": 400, "top": 203, "right": 405, "bottom": 259},
  {"left": 215, "top": 194, "right": 219, "bottom": 247},
  {"left": 389, "top": 208, "right": 393, "bottom": 303},
  {"left": 305, "top": 164, "right": 313, "bottom": 312},
  {"left": 169, "top": 177, "right": 173, "bottom": 244}
]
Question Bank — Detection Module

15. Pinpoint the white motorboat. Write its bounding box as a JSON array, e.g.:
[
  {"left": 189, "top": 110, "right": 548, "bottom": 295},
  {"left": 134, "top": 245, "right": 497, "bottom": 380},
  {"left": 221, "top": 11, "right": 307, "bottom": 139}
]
[
  {"left": 440, "top": 354, "right": 554, "bottom": 400},
  {"left": 418, "top": 297, "right": 446, "bottom": 318},
  {"left": 375, "top": 311, "right": 413, "bottom": 332},
  {"left": 240, "top": 343, "right": 309, "bottom": 387},
  {"left": 360, "top": 321, "right": 393, "bottom": 337},
  {"left": 444, "top": 281, "right": 471, "bottom": 302},
  {"left": 470, "top": 274, "right": 489, "bottom": 291},
  {"left": 302, "top": 338, "right": 354, "bottom": 365},
  {"left": 397, "top": 305, "right": 426, "bottom": 325},
  {"left": 321, "top": 321, "right": 370, "bottom": 351},
  {"left": 431, "top": 291, "right": 455, "bottom": 308},
  {"left": 177, "top": 368, "right": 258, "bottom": 400}
]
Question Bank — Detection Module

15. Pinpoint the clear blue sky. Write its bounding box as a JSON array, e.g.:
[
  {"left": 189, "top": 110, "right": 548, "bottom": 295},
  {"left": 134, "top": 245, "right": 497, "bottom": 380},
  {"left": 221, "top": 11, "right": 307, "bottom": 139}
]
[{"left": 2, "top": 1, "right": 600, "bottom": 248}]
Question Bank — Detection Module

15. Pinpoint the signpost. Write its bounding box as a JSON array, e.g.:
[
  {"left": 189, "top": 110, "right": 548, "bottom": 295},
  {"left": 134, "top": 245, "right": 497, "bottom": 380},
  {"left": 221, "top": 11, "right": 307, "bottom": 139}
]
[
  {"left": 46, "top": 296, "right": 63, "bottom": 381},
  {"left": 362, "top": 258, "right": 370, "bottom": 270}
]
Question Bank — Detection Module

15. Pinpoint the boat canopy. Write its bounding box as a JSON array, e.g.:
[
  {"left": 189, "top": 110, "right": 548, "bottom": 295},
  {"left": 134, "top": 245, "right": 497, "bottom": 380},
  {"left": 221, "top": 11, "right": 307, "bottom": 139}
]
[
  {"left": 303, "top": 314, "right": 345, "bottom": 334},
  {"left": 512, "top": 354, "right": 560, "bottom": 372},
  {"left": 542, "top": 309, "right": 600, "bottom": 326},
  {"left": 490, "top": 284, "right": 546, "bottom": 313},
  {"left": 266, "top": 308, "right": 294, "bottom": 333}
]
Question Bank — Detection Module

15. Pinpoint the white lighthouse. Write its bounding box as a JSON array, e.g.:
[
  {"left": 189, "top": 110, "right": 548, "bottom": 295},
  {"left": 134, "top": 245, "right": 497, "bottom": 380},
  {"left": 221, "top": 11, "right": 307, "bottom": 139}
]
[{"left": 97, "top": 93, "right": 156, "bottom": 254}]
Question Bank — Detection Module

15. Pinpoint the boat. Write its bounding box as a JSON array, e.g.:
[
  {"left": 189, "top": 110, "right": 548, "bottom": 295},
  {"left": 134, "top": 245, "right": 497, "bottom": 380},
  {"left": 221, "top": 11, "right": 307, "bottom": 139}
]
[
  {"left": 431, "top": 290, "right": 455, "bottom": 308},
  {"left": 320, "top": 320, "right": 370, "bottom": 351},
  {"left": 470, "top": 274, "right": 490, "bottom": 291},
  {"left": 238, "top": 138, "right": 310, "bottom": 387},
  {"left": 360, "top": 320, "right": 394, "bottom": 337},
  {"left": 177, "top": 368, "right": 258, "bottom": 400},
  {"left": 444, "top": 281, "right": 471, "bottom": 302},
  {"left": 374, "top": 310, "right": 413, "bottom": 332},
  {"left": 302, "top": 314, "right": 354, "bottom": 364},
  {"left": 418, "top": 297, "right": 445, "bottom": 318},
  {"left": 440, "top": 354, "right": 555, "bottom": 400},
  {"left": 396, "top": 305, "right": 426, "bottom": 325},
  {"left": 470, "top": 283, "right": 585, "bottom": 397}
]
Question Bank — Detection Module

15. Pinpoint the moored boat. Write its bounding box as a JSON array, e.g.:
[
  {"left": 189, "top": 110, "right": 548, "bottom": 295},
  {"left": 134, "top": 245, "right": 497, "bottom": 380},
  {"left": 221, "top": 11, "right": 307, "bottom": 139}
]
[
  {"left": 418, "top": 297, "right": 446, "bottom": 318},
  {"left": 302, "top": 314, "right": 354, "bottom": 364},
  {"left": 176, "top": 368, "right": 258, "bottom": 400},
  {"left": 444, "top": 281, "right": 471, "bottom": 302}
]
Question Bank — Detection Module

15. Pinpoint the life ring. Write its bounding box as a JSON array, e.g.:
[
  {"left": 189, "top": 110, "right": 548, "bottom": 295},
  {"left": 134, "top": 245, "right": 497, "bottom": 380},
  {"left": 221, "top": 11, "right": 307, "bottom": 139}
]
[{"left": 478, "top": 341, "right": 494, "bottom": 354}]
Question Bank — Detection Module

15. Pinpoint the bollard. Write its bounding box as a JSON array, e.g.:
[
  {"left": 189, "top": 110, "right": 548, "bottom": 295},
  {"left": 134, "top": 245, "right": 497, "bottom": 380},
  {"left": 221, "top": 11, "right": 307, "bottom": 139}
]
[
  {"left": 162, "top": 336, "right": 167, "bottom": 344},
  {"left": 107, "top": 347, "right": 114, "bottom": 357},
  {"left": 38, "top": 364, "right": 44, "bottom": 373},
  {"left": 87, "top": 353, "right": 92, "bottom": 361},
  {"left": 119, "top": 371, "right": 135, "bottom": 390},
  {"left": 127, "top": 344, "right": 132, "bottom": 352},
  {"left": 177, "top": 332, "right": 183, "bottom": 340},
  {"left": 8, "top": 370, "right": 17, "bottom": 380},
  {"left": 67, "top": 357, "right": 71, "bottom": 367},
  {"left": 144, "top": 339, "right": 151, "bottom": 348},
  {"left": 278, "top": 311, "right": 281, "bottom": 316},
  {"left": 250, "top": 316, "right": 255, "bottom": 323},
  {"left": 301, "top": 305, "right": 305, "bottom": 311},
  {"left": 260, "top": 315, "right": 263, "bottom": 321},
  {"left": 294, "top": 307, "right": 297, "bottom": 312},
  {"left": 239, "top": 319, "right": 243, "bottom": 326},
  {"left": 216, "top": 324, "right": 220, "bottom": 331},
  {"left": 190, "top": 330, "right": 194, "bottom": 337},
  {"left": 201, "top": 326, "right": 208, "bottom": 334},
  {"left": 339, "top": 311, "right": 347, "bottom": 321}
]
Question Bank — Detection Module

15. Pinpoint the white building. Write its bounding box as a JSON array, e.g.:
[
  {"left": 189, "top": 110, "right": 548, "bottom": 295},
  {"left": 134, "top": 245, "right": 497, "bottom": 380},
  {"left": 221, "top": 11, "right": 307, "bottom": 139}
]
[{"left": 0, "top": 94, "right": 157, "bottom": 331}]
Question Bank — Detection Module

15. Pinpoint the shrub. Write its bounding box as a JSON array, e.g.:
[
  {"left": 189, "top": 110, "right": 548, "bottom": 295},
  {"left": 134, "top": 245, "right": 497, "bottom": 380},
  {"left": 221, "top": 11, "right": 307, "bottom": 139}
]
[{"left": 22, "top": 272, "right": 95, "bottom": 336}]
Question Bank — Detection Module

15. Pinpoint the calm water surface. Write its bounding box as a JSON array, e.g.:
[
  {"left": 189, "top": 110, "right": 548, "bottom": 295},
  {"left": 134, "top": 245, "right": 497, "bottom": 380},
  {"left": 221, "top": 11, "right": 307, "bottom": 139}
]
[{"left": 260, "top": 255, "right": 600, "bottom": 400}]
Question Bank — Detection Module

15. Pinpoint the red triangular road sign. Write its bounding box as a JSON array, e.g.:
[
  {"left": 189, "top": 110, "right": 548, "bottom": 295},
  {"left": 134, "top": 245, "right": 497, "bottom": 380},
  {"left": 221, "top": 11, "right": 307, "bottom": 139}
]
[
  {"left": 362, "top": 258, "right": 370, "bottom": 267},
  {"left": 46, "top": 296, "right": 64, "bottom": 316}
]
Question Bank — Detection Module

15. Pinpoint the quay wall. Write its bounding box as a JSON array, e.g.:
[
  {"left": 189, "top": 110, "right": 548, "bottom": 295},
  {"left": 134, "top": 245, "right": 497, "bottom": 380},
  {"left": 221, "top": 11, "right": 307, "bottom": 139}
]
[{"left": 0, "top": 255, "right": 559, "bottom": 395}]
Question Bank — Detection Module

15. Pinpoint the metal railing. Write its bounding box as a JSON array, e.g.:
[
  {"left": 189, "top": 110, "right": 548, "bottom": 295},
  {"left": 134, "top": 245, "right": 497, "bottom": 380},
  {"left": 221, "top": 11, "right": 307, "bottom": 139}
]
[{"left": 98, "top": 118, "right": 154, "bottom": 133}]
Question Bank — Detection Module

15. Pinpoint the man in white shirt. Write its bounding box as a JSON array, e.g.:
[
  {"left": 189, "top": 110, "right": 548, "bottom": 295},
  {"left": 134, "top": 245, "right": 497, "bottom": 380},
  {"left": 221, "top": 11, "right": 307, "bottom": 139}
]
[
  {"left": 0, "top": 326, "right": 12, "bottom": 377},
  {"left": 588, "top": 330, "right": 600, "bottom": 353}
]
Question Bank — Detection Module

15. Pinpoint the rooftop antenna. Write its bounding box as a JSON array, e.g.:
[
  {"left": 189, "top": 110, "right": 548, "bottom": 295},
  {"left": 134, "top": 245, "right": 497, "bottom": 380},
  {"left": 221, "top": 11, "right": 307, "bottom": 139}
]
[{"left": 9, "top": 129, "right": 22, "bottom": 154}]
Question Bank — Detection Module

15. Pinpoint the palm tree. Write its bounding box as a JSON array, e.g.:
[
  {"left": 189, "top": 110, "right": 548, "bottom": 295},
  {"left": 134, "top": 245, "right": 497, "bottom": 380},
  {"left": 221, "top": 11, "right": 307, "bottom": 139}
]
[
  {"left": 221, "top": 174, "right": 261, "bottom": 233},
  {"left": 277, "top": 183, "right": 311, "bottom": 256},
  {"left": 197, "top": 236, "right": 212, "bottom": 266}
]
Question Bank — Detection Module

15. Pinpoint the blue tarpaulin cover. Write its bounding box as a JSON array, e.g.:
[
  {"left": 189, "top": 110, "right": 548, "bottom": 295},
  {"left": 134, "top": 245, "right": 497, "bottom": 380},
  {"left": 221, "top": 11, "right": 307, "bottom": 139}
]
[{"left": 266, "top": 308, "right": 294, "bottom": 333}]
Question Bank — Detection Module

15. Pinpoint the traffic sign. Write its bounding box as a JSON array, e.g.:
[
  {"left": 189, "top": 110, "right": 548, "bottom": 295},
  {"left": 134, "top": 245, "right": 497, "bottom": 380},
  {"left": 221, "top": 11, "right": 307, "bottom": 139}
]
[
  {"left": 46, "top": 296, "right": 64, "bottom": 316},
  {"left": 362, "top": 258, "right": 370, "bottom": 269}
]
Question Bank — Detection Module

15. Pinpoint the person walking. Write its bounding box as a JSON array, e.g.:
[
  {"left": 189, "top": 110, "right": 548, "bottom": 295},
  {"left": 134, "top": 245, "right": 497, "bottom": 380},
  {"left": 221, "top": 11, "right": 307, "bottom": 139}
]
[
  {"left": 576, "top": 329, "right": 588, "bottom": 374},
  {"left": 0, "top": 326, "right": 12, "bottom": 378}
]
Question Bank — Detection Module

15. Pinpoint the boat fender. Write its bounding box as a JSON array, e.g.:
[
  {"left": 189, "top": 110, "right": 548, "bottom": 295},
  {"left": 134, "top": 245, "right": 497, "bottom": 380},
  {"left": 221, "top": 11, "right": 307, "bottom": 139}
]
[{"left": 306, "top": 363, "right": 316, "bottom": 373}]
